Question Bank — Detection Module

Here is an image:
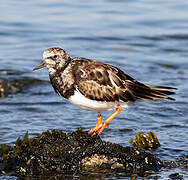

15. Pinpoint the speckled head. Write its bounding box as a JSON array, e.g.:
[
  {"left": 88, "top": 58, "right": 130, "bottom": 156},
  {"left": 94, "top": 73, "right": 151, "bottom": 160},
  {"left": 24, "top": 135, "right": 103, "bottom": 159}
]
[{"left": 33, "top": 47, "right": 71, "bottom": 74}]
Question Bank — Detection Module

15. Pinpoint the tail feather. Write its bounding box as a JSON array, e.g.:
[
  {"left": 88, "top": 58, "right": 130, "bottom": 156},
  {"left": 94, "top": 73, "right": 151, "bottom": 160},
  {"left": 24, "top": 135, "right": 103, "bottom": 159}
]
[
  {"left": 126, "top": 81, "right": 177, "bottom": 101},
  {"left": 145, "top": 84, "right": 177, "bottom": 94}
]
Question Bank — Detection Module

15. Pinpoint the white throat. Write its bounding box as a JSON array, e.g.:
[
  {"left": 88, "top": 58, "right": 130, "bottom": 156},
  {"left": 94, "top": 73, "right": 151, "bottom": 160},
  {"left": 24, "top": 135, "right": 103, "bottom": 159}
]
[{"left": 49, "top": 67, "right": 56, "bottom": 75}]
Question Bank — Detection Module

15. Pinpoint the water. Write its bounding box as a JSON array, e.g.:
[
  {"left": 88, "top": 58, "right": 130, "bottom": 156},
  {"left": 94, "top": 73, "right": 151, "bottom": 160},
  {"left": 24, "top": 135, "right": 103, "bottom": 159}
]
[{"left": 0, "top": 0, "right": 188, "bottom": 179}]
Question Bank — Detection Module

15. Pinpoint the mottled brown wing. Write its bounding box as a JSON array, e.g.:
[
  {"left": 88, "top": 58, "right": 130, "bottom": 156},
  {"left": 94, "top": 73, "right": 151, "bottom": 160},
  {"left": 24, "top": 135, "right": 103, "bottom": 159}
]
[
  {"left": 72, "top": 58, "right": 136, "bottom": 102},
  {"left": 72, "top": 58, "right": 176, "bottom": 102}
]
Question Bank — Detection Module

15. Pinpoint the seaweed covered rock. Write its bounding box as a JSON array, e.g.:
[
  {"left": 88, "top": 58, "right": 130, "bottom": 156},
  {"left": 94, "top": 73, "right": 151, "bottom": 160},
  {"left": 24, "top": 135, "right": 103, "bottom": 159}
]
[{"left": 0, "top": 129, "right": 164, "bottom": 177}]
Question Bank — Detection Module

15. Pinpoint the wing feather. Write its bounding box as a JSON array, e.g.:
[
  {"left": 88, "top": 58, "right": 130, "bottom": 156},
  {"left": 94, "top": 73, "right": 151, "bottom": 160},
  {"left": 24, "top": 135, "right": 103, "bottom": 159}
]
[{"left": 71, "top": 58, "right": 176, "bottom": 102}]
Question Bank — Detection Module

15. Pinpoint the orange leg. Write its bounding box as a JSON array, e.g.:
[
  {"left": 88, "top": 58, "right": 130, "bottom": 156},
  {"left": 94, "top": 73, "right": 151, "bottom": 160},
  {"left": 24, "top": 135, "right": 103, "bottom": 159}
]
[
  {"left": 88, "top": 114, "right": 102, "bottom": 135},
  {"left": 96, "top": 114, "right": 102, "bottom": 127},
  {"left": 88, "top": 105, "right": 122, "bottom": 135}
]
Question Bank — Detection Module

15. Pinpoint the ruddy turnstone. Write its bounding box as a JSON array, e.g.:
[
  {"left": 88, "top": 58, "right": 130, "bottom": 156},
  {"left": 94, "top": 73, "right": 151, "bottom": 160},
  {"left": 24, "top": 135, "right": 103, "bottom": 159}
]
[{"left": 33, "top": 47, "right": 177, "bottom": 135}]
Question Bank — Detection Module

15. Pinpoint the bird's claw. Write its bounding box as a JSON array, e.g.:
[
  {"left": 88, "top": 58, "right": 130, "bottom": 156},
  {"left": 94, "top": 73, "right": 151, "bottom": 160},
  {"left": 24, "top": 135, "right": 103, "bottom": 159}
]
[{"left": 88, "top": 122, "right": 109, "bottom": 136}]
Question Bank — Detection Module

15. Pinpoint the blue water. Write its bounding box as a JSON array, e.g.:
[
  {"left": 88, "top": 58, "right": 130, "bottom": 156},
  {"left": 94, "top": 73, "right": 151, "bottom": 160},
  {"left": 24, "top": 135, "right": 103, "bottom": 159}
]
[{"left": 0, "top": 0, "right": 188, "bottom": 179}]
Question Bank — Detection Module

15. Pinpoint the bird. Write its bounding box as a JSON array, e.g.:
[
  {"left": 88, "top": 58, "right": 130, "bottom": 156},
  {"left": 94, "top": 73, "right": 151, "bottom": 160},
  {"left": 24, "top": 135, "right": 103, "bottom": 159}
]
[{"left": 33, "top": 47, "right": 177, "bottom": 135}]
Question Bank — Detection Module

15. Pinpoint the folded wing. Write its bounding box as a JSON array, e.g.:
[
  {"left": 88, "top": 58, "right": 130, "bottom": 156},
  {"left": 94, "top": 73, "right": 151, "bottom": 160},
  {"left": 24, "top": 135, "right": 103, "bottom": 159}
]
[{"left": 72, "top": 58, "right": 177, "bottom": 102}]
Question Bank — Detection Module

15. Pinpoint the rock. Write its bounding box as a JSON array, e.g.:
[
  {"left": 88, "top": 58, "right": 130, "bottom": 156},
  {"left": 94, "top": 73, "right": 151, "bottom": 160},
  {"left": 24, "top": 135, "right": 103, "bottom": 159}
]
[
  {"left": 0, "top": 128, "right": 164, "bottom": 177},
  {"left": 0, "top": 70, "right": 45, "bottom": 98},
  {"left": 169, "top": 173, "right": 183, "bottom": 180},
  {"left": 0, "top": 79, "right": 9, "bottom": 97}
]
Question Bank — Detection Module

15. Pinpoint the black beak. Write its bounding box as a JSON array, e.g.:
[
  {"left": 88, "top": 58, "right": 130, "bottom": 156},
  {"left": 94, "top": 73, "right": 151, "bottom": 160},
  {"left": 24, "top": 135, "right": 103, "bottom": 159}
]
[{"left": 33, "top": 61, "right": 46, "bottom": 71}]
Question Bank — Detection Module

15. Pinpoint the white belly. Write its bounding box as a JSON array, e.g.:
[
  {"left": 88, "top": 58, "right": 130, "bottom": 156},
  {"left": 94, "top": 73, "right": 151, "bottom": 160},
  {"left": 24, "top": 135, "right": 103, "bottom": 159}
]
[{"left": 68, "top": 90, "right": 129, "bottom": 112}]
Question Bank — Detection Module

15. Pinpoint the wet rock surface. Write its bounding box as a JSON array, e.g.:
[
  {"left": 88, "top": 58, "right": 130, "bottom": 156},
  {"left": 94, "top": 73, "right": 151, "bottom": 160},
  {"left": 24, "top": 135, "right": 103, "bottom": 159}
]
[
  {"left": 0, "top": 128, "right": 165, "bottom": 177},
  {"left": 163, "top": 155, "right": 188, "bottom": 170},
  {"left": 0, "top": 70, "right": 46, "bottom": 97},
  {"left": 169, "top": 173, "right": 183, "bottom": 180},
  {"left": 0, "top": 78, "right": 44, "bottom": 97}
]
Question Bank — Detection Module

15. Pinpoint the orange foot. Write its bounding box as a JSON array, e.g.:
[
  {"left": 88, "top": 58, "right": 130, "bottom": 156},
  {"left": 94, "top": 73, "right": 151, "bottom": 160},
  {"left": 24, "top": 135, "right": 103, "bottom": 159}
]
[
  {"left": 89, "top": 122, "right": 109, "bottom": 135},
  {"left": 88, "top": 105, "right": 122, "bottom": 136},
  {"left": 88, "top": 114, "right": 102, "bottom": 135}
]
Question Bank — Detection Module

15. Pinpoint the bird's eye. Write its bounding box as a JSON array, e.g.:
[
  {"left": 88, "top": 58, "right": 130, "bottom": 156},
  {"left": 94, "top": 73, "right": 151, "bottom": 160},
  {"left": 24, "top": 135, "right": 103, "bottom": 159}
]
[{"left": 53, "top": 55, "right": 58, "bottom": 59}]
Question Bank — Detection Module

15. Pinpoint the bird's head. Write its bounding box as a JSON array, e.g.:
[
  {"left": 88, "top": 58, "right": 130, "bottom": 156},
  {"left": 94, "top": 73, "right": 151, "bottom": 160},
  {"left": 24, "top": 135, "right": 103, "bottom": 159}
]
[{"left": 33, "top": 47, "right": 70, "bottom": 74}]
